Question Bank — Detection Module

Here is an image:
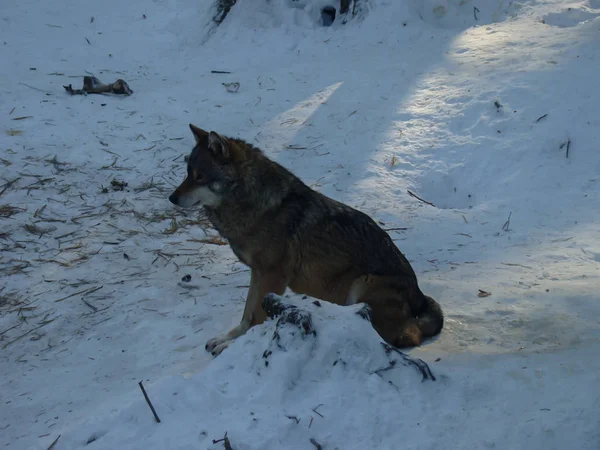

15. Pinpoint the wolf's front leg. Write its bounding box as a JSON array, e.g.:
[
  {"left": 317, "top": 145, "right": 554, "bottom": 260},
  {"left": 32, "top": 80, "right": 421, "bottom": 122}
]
[{"left": 205, "top": 268, "right": 286, "bottom": 356}]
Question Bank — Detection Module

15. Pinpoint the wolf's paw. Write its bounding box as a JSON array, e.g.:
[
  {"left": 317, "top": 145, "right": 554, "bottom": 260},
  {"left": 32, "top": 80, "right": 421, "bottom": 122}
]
[
  {"left": 205, "top": 335, "right": 232, "bottom": 356},
  {"left": 211, "top": 340, "right": 232, "bottom": 356}
]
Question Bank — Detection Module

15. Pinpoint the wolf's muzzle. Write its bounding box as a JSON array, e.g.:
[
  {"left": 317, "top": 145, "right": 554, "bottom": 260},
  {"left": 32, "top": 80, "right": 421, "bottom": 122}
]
[{"left": 168, "top": 192, "right": 179, "bottom": 205}]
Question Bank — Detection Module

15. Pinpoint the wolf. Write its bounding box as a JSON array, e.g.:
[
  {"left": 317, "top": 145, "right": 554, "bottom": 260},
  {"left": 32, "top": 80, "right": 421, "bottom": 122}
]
[{"left": 169, "top": 124, "right": 444, "bottom": 356}]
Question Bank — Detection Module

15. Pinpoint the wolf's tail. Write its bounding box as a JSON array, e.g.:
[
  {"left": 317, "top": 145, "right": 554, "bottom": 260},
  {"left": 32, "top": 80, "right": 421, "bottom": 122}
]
[{"left": 417, "top": 295, "right": 444, "bottom": 338}]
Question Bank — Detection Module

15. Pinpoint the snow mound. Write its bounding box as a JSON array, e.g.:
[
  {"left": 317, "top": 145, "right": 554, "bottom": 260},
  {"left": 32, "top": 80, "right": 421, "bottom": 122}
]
[
  {"left": 542, "top": 3, "right": 600, "bottom": 27},
  {"left": 54, "top": 294, "right": 437, "bottom": 450},
  {"left": 46, "top": 294, "right": 600, "bottom": 450},
  {"left": 206, "top": 0, "right": 370, "bottom": 35},
  {"left": 208, "top": 0, "right": 520, "bottom": 37},
  {"left": 412, "top": 0, "right": 522, "bottom": 29}
]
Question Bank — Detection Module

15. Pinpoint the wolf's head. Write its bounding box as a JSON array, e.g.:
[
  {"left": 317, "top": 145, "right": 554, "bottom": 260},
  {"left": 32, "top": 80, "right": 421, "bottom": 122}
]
[{"left": 169, "top": 124, "right": 247, "bottom": 209}]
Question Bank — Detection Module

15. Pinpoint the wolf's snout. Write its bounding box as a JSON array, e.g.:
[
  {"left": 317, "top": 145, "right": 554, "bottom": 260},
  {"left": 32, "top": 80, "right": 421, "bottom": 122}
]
[{"left": 169, "top": 192, "right": 179, "bottom": 205}]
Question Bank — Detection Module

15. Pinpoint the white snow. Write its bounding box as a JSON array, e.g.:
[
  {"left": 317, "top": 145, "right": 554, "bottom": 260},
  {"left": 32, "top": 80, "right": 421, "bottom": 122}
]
[{"left": 1, "top": 0, "right": 599, "bottom": 449}]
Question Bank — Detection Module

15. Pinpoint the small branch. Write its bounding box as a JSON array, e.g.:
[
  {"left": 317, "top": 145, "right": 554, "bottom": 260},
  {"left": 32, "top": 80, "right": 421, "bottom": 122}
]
[
  {"left": 19, "top": 82, "right": 50, "bottom": 94},
  {"left": 285, "top": 415, "right": 300, "bottom": 424},
  {"left": 0, "top": 177, "right": 21, "bottom": 197},
  {"left": 0, "top": 324, "right": 18, "bottom": 336},
  {"left": 138, "top": 381, "right": 161, "bottom": 423},
  {"left": 312, "top": 404, "right": 324, "bottom": 418},
  {"left": 535, "top": 114, "right": 548, "bottom": 122},
  {"left": 501, "top": 212, "right": 512, "bottom": 231},
  {"left": 54, "top": 285, "right": 102, "bottom": 302},
  {"left": 501, "top": 262, "right": 533, "bottom": 269},
  {"left": 559, "top": 139, "right": 571, "bottom": 158},
  {"left": 46, "top": 434, "right": 61, "bottom": 450},
  {"left": 211, "top": 70, "right": 231, "bottom": 74},
  {"left": 310, "top": 438, "right": 323, "bottom": 450},
  {"left": 380, "top": 343, "right": 436, "bottom": 381},
  {"left": 407, "top": 190, "right": 435, "bottom": 207},
  {"left": 2, "top": 318, "right": 57, "bottom": 349},
  {"left": 212, "top": 432, "right": 233, "bottom": 450},
  {"left": 81, "top": 299, "right": 98, "bottom": 312},
  {"left": 473, "top": 6, "right": 480, "bottom": 20}
]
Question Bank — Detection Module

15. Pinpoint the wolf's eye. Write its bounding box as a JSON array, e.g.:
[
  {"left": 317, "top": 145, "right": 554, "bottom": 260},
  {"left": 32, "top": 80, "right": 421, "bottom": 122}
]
[{"left": 194, "top": 171, "right": 204, "bottom": 182}]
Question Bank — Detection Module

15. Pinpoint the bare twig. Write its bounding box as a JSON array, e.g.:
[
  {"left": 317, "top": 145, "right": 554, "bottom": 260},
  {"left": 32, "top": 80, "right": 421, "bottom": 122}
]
[
  {"left": 310, "top": 438, "right": 323, "bottom": 450},
  {"left": 0, "top": 324, "right": 19, "bottom": 336},
  {"left": 138, "top": 381, "right": 161, "bottom": 423},
  {"left": 407, "top": 190, "right": 435, "bottom": 207},
  {"left": 54, "top": 286, "right": 102, "bottom": 303},
  {"left": 19, "top": 82, "right": 50, "bottom": 94},
  {"left": 380, "top": 342, "right": 436, "bottom": 381},
  {"left": 535, "top": 114, "right": 548, "bottom": 122},
  {"left": 0, "top": 205, "right": 26, "bottom": 217},
  {"left": 81, "top": 299, "right": 98, "bottom": 312},
  {"left": 2, "top": 317, "right": 57, "bottom": 349},
  {"left": 190, "top": 236, "right": 228, "bottom": 246},
  {"left": 46, "top": 434, "right": 61, "bottom": 450},
  {"left": 502, "top": 212, "right": 512, "bottom": 231},
  {"left": 312, "top": 404, "right": 324, "bottom": 418},
  {"left": 501, "top": 262, "right": 533, "bottom": 269},
  {"left": 212, "top": 432, "right": 233, "bottom": 450},
  {"left": 0, "top": 177, "right": 21, "bottom": 197},
  {"left": 559, "top": 139, "right": 571, "bottom": 158}
]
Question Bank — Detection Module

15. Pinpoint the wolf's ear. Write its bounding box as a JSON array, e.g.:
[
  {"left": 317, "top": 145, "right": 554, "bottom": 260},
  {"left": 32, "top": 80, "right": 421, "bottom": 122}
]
[
  {"left": 189, "top": 124, "right": 209, "bottom": 145},
  {"left": 208, "top": 131, "right": 230, "bottom": 159}
]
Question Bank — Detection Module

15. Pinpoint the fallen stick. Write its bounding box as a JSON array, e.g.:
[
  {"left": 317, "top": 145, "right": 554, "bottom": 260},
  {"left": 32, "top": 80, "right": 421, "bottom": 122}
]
[
  {"left": 212, "top": 432, "right": 234, "bottom": 450},
  {"left": 310, "top": 438, "right": 323, "bottom": 450},
  {"left": 138, "top": 381, "right": 161, "bottom": 423},
  {"left": 54, "top": 285, "right": 102, "bottom": 303},
  {"left": 285, "top": 415, "right": 300, "bottom": 423},
  {"left": 2, "top": 318, "right": 57, "bottom": 349},
  {"left": 81, "top": 299, "right": 98, "bottom": 312},
  {"left": 502, "top": 211, "right": 512, "bottom": 231},
  {"left": 46, "top": 434, "right": 61, "bottom": 450},
  {"left": 407, "top": 190, "right": 435, "bottom": 207},
  {"left": 312, "top": 404, "right": 324, "bottom": 418},
  {"left": 380, "top": 342, "right": 436, "bottom": 381},
  {"left": 0, "top": 324, "right": 18, "bottom": 336}
]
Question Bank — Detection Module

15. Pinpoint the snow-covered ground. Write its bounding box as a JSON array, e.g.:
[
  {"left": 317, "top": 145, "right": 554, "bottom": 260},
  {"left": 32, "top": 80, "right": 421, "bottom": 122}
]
[{"left": 1, "top": 0, "right": 599, "bottom": 448}]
